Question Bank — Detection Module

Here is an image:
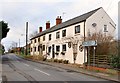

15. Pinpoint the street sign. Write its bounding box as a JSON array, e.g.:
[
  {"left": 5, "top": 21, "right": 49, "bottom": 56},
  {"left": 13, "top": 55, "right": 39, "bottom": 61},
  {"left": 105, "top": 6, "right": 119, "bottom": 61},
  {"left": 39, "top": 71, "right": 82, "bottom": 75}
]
[{"left": 82, "top": 40, "right": 97, "bottom": 46}]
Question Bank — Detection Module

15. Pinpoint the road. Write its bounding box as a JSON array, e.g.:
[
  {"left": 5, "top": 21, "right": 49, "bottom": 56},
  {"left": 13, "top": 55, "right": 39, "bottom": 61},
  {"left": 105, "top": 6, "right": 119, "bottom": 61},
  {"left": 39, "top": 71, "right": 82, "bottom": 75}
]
[{"left": 1, "top": 54, "right": 117, "bottom": 82}]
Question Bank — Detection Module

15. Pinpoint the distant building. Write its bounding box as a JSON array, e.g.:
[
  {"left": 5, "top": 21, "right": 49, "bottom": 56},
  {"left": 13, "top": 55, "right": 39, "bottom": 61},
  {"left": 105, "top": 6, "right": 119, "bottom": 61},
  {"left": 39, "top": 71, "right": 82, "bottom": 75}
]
[{"left": 30, "top": 7, "right": 116, "bottom": 64}]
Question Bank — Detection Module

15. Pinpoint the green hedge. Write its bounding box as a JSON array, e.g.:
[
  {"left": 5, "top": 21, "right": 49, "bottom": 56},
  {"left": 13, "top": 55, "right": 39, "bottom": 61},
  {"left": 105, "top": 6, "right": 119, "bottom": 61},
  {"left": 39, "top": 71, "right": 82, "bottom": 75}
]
[{"left": 110, "top": 55, "right": 120, "bottom": 69}]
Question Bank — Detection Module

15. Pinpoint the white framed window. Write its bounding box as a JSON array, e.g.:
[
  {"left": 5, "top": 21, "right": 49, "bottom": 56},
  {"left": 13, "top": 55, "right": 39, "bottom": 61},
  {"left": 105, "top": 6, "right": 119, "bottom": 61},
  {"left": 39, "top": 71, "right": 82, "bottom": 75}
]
[
  {"left": 75, "top": 25, "right": 80, "bottom": 34},
  {"left": 56, "top": 31, "right": 60, "bottom": 39},
  {"left": 104, "top": 25, "right": 108, "bottom": 32},
  {"left": 62, "top": 44, "right": 66, "bottom": 51},
  {"left": 62, "top": 29, "right": 66, "bottom": 37},
  {"left": 56, "top": 45, "right": 60, "bottom": 52}
]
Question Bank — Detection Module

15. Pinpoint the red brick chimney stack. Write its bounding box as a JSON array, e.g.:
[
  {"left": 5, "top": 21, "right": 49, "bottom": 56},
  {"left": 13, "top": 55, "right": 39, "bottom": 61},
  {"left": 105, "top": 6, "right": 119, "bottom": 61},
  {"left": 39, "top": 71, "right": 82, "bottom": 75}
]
[
  {"left": 39, "top": 27, "right": 42, "bottom": 33},
  {"left": 56, "top": 16, "right": 62, "bottom": 25},
  {"left": 46, "top": 21, "right": 50, "bottom": 29}
]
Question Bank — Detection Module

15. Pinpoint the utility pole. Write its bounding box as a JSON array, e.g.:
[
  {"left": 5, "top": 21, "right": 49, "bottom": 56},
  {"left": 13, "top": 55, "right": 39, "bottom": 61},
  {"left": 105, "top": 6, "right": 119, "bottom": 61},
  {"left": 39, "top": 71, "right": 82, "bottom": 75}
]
[{"left": 25, "top": 22, "right": 28, "bottom": 55}]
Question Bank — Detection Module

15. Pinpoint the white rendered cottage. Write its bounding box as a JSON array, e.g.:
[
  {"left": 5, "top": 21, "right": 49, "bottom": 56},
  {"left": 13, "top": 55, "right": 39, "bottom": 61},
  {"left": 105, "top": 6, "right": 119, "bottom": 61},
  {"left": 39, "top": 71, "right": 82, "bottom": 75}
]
[{"left": 30, "top": 7, "right": 116, "bottom": 64}]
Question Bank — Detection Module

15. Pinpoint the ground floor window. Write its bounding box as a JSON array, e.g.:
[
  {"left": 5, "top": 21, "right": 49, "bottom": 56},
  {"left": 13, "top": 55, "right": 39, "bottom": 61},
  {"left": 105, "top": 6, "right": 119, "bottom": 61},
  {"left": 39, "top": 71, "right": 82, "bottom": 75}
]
[
  {"left": 62, "top": 44, "right": 66, "bottom": 51},
  {"left": 56, "top": 45, "right": 60, "bottom": 52},
  {"left": 48, "top": 46, "right": 51, "bottom": 53},
  {"left": 42, "top": 45, "right": 45, "bottom": 51}
]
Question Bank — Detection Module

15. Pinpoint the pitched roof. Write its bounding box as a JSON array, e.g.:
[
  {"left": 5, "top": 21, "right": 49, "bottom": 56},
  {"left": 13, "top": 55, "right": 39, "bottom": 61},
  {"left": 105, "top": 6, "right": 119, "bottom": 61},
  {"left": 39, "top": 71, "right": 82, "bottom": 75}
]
[{"left": 31, "top": 7, "right": 102, "bottom": 40}]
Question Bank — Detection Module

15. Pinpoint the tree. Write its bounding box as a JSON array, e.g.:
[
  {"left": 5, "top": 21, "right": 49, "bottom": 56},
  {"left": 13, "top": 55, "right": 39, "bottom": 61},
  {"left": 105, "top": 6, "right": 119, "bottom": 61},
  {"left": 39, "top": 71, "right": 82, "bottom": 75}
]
[
  {"left": 86, "top": 32, "right": 115, "bottom": 55},
  {"left": 0, "top": 21, "right": 10, "bottom": 41}
]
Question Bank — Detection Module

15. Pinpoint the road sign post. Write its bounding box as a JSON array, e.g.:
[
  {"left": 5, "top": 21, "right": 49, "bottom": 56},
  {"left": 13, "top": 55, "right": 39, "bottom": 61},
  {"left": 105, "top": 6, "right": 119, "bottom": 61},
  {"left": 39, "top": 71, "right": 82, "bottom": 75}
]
[{"left": 82, "top": 40, "right": 97, "bottom": 68}]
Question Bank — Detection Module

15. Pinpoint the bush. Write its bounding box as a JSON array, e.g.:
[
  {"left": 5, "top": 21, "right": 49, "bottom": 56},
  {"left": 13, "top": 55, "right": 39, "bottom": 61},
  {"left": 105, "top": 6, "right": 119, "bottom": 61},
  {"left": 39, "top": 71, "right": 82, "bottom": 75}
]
[
  {"left": 54, "top": 59, "right": 58, "bottom": 62},
  {"left": 110, "top": 55, "right": 120, "bottom": 69},
  {"left": 63, "top": 60, "right": 69, "bottom": 64},
  {"left": 58, "top": 59, "right": 63, "bottom": 63}
]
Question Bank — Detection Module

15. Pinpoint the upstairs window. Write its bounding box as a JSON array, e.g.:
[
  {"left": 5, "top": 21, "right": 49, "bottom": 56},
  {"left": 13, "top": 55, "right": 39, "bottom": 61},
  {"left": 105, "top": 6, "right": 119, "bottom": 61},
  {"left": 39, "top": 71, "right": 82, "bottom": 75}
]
[
  {"left": 43, "top": 35, "right": 45, "bottom": 41},
  {"left": 62, "top": 44, "right": 66, "bottom": 51},
  {"left": 49, "top": 34, "right": 52, "bottom": 41},
  {"left": 104, "top": 25, "right": 108, "bottom": 32},
  {"left": 56, "top": 32, "right": 60, "bottom": 39},
  {"left": 75, "top": 25, "right": 80, "bottom": 34},
  {"left": 34, "top": 39, "right": 36, "bottom": 43},
  {"left": 62, "top": 29, "right": 66, "bottom": 37},
  {"left": 38, "top": 38, "right": 40, "bottom": 42},
  {"left": 56, "top": 46, "right": 60, "bottom": 52}
]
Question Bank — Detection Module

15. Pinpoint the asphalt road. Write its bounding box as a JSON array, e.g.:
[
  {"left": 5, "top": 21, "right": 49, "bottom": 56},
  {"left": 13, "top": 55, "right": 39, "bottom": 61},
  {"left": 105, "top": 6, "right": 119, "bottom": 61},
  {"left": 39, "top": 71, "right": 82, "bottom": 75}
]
[{"left": 1, "top": 54, "right": 117, "bottom": 83}]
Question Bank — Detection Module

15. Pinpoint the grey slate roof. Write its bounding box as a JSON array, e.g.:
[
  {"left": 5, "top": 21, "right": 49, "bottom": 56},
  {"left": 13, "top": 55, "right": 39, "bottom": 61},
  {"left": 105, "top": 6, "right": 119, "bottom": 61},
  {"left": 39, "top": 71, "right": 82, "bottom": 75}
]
[{"left": 31, "top": 7, "right": 102, "bottom": 40}]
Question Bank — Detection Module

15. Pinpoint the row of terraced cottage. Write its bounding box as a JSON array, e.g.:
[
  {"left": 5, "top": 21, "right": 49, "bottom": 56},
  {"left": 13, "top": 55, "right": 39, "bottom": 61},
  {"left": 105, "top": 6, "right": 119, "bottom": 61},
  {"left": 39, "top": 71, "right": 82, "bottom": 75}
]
[{"left": 30, "top": 7, "right": 116, "bottom": 65}]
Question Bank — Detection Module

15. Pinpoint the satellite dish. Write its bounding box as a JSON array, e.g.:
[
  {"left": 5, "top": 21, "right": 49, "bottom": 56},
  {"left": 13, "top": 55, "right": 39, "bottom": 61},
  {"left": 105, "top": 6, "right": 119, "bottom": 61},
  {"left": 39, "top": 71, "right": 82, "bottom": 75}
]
[{"left": 92, "top": 23, "right": 97, "bottom": 27}]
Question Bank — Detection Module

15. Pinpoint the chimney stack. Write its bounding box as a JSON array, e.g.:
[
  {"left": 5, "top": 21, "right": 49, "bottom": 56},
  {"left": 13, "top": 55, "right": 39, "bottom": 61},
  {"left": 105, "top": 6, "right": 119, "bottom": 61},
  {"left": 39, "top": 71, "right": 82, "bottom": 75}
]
[
  {"left": 39, "top": 27, "right": 42, "bottom": 33},
  {"left": 56, "top": 16, "right": 62, "bottom": 25},
  {"left": 46, "top": 21, "right": 50, "bottom": 29}
]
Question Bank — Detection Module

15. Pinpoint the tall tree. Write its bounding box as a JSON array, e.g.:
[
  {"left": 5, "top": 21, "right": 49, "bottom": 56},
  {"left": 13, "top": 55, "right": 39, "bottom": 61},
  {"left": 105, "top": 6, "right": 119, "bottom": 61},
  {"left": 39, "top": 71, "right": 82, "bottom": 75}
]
[{"left": 0, "top": 21, "right": 10, "bottom": 41}]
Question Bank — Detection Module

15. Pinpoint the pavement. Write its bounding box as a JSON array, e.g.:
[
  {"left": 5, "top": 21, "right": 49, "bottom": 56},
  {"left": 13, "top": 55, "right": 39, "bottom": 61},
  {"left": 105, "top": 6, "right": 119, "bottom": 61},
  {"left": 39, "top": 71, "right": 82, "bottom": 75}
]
[{"left": 18, "top": 55, "right": 120, "bottom": 82}]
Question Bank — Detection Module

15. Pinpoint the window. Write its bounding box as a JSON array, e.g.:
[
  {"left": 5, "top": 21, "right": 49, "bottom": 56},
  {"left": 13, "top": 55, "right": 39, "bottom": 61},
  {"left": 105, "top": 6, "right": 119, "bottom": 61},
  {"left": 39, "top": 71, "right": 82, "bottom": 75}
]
[
  {"left": 56, "top": 32, "right": 60, "bottom": 39},
  {"left": 34, "top": 47, "right": 36, "bottom": 52},
  {"left": 43, "top": 35, "right": 45, "bottom": 41},
  {"left": 62, "top": 29, "right": 66, "bottom": 37},
  {"left": 48, "top": 46, "right": 51, "bottom": 53},
  {"left": 38, "top": 46, "right": 39, "bottom": 51},
  {"left": 49, "top": 34, "right": 52, "bottom": 40},
  {"left": 31, "top": 48, "right": 32, "bottom": 52},
  {"left": 34, "top": 39, "right": 36, "bottom": 43},
  {"left": 104, "top": 25, "right": 108, "bottom": 32},
  {"left": 38, "top": 38, "right": 40, "bottom": 42},
  {"left": 56, "top": 46, "right": 60, "bottom": 52},
  {"left": 75, "top": 25, "right": 80, "bottom": 34},
  {"left": 62, "top": 44, "right": 66, "bottom": 51},
  {"left": 42, "top": 45, "right": 45, "bottom": 51}
]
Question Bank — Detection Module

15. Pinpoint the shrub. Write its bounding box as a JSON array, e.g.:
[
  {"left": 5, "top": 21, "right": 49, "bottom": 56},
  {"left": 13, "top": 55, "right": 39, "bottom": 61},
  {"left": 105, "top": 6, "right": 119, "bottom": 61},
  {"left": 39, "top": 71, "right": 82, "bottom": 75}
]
[
  {"left": 110, "top": 55, "right": 120, "bottom": 69},
  {"left": 54, "top": 59, "right": 58, "bottom": 62},
  {"left": 63, "top": 60, "right": 69, "bottom": 64},
  {"left": 58, "top": 59, "right": 63, "bottom": 63}
]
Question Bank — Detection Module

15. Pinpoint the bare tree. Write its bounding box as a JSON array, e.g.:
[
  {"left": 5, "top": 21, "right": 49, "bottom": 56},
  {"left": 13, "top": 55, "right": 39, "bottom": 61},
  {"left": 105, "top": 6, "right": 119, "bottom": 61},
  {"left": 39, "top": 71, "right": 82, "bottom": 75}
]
[{"left": 86, "top": 31, "right": 116, "bottom": 55}]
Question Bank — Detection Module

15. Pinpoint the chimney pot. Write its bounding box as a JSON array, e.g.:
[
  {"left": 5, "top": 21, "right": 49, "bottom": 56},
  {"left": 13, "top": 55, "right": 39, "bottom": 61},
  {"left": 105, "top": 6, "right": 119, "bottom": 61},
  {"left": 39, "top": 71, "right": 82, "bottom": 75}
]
[
  {"left": 56, "top": 16, "right": 62, "bottom": 25},
  {"left": 39, "top": 27, "right": 42, "bottom": 33},
  {"left": 46, "top": 21, "right": 50, "bottom": 29}
]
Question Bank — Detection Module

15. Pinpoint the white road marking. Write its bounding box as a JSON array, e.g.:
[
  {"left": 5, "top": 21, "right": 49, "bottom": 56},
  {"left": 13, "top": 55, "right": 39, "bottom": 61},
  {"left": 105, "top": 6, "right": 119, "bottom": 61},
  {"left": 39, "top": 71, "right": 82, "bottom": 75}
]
[
  {"left": 34, "top": 68, "right": 50, "bottom": 76},
  {"left": 23, "top": 63, "right": 30, "bottom": 67}
]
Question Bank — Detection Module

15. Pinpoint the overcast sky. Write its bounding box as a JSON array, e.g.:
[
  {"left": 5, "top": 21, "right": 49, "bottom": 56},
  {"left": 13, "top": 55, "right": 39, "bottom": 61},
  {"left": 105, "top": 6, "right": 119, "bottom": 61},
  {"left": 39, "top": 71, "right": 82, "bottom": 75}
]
[{"left": 0, "top": 0, "right": 119, "bottom": 51}]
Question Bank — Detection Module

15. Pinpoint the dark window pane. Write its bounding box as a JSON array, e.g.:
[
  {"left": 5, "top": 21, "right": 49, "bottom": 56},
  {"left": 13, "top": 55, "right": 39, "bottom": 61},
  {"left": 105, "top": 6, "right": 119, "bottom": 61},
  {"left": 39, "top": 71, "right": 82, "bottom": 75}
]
[
  {"left": 62, "top": 44, "right": 66, "bottom": 51},
  {"left": 49, "top": 34, "right": 51, "bottom": 40},
  {"left": 42, "top": 45, "right": 45, "bottom": 51},
  {"left": 62, "top": 29, "right": 66, "bottom": 37},
  {"left": 43, "top": 36, "right": 45, "bottom": 41},
  {"left": 56, "top": 32, "right": 60, "bottom": 39},
  {"left": 56, "top": 46, "right": 60, "bottom": 52},
  {"left": 75, "top": 25, "right": 80, "bottom": 34},
  {"left": 48, "top": 46, "right": 51, "bottom": 53}
]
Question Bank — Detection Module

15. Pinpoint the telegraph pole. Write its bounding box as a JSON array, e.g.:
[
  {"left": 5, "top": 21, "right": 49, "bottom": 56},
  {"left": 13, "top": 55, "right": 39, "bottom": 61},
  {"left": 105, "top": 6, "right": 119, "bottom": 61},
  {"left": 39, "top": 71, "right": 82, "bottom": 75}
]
[{"left": 25, "top": 22, "right": 28, "bottom": 55}]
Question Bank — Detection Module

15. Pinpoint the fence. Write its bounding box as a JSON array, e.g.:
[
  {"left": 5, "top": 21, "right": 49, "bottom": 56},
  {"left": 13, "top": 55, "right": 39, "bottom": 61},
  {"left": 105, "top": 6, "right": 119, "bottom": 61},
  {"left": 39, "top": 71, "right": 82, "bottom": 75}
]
[{"left": 88, "top": 55, "right": 111, "bottom": 68}]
